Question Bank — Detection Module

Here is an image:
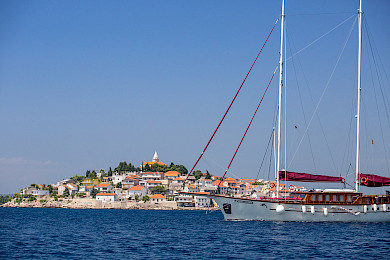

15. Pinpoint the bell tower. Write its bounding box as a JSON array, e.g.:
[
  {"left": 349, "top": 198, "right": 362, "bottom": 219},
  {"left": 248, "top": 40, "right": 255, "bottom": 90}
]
[{"left": 152, "top": 151, "right": 159, "bottom": 162}]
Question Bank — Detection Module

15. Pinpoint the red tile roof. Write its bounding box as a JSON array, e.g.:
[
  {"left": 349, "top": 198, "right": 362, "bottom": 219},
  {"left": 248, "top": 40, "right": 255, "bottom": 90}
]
[
  {"left": 194, "top": 192, "right": 210, "bottom": 195},
  {"left": 165, "top": 171, "right": 180, "bottom": 177},
  {"left": 212, "top": 180, "right": 223, "bottom": 186},
  {"left": 97, "top": 183, "right": 110, "bottom": 187},
  {"left": 147, "top": 180, "right": 162, "bottom": 184},
  {"left": 141, "top": 161, "right": 167, "bottom": 166},
  {"left": 150, "top": 194, "right": 165, "bottom": 199},
  {"left": 96, "top": 193, "right": 116, "bottom": 196},
  {"left": 130, "top": 185, "right": 145, "bottom": 191}
]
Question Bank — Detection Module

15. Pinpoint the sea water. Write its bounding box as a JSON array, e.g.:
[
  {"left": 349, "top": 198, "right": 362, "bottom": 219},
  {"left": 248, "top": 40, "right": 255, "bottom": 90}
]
[{"left": 0, "top": 208, "right": 389, "bottom": 259}]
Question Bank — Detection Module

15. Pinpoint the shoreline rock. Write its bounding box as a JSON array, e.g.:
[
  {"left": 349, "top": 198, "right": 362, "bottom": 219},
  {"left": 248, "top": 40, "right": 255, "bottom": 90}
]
[{"left": 1, "top": 197, "right": 219, "bottom": 211}]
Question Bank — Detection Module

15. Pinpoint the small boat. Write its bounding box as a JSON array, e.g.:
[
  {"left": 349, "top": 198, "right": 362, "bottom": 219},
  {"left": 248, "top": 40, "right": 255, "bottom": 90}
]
[{"left": 182, "top": 0, "right": 390, "bottom": 222}]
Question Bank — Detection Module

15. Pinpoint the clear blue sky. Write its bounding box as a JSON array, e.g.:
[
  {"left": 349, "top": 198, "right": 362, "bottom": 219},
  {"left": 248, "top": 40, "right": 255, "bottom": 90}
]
[{"left": 1, "top": 0, "right": 389, "bottom": 194}]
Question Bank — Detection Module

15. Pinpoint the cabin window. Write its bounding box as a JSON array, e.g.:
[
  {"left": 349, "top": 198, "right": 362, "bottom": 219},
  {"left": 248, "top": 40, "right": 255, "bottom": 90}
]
[
  {"left": 347, "top": 195, "right": 352, "bottom": 202},
  {"left": 340, "top": 195, "right": 345, "bottom": 202},
  {"left": 311, "top": 195, "right": 316, "bottom": 202},
  {"left": 333, "top": 195, "right": 337, "bottom": 201},
  {"left": 318, "top": 195, "right": 323, "bottom": 201},
  {"left": 325, "top": 194, "right": 330, "bottom": 201}
]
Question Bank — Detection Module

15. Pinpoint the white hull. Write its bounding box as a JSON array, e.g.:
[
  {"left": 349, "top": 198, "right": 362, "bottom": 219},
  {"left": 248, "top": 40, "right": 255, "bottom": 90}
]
[{"left": 211, "top": 196, "right": 390, "bottom": 222}]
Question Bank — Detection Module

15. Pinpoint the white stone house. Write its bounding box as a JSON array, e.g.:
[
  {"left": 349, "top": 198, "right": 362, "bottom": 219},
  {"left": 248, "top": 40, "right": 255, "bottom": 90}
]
[
  {"left": 122, "top": 177, "right": 140, "bottom": 189},
  {"left": 66, "top": 183, "right": 78, "bottom": 194},
  {"left": 172, "top": 177, "right": 184, "bottom": 184},
  {"left": 184, "top": 185, "right": 200, "bottom": 193},
  {"left": 32, "top": 190, "right": 49, "bottom": 196},
  {"left": 194, "top": 193, "right": 212, "bottom": 208},
  {"left": 96, "top": 193, "right": 118, "bottom": 203},
  {"left": 141, "top": 172, "right": 164, "bottom": 181},
  {"left": 146, "top": 180, "right": 163, "bottom": 190},
  {"left": 150, "top": 194, "right": 166, "bottom": 204},
  {"left": 128, "top": 185, "right": 147, "bottom": 199},
  {"left": 176, "top": 194, "right": 194, "bottom": 207},
  {"left": 197, "top": 179, "right": 213, "bottom": 187},
  {"left": 112, "top": 174, "right": 125, "bottom": 185},
  {"left": 58, "top": 184, "right": 77, "bottom": 196},
  {"left": 57, "top": 185, "right": 67, "bottom": 196},
  {"left": 22, "top": 186, "right": 37, "bottom": 195},
  {"left": 96, "top": 183, "right": 112, "bottom": 192}
]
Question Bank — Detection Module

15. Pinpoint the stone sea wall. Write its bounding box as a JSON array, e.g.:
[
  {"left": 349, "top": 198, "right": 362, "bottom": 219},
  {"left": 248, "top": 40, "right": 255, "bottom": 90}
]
[{"left": 1, "top": 197, "right": 218, "bottom": 211}]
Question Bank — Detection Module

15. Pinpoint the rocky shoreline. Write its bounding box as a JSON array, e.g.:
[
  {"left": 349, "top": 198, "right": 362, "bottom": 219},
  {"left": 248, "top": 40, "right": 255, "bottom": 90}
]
[{"left": 1, "top": 197, "right": 219, "bottom": 211}]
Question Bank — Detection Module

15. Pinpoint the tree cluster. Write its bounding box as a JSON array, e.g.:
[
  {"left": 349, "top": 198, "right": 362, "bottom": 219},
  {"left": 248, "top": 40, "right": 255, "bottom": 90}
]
[
  {"left": 115, "top": 162, "right": 138, "bottom": 173},
  {"left": 192, "top": 170, "right": 212, "bottom": 180},
  {"left": 86, "top": 170, "right": 97, "bottom": 179},
  {"left": 91, "top": 188, "right": 98, "bottom": 198},
  {"left": 71, "top": 175, "right": 86, "bottom": 183},
  {"left": 79, "top": 161, "right": 189, "bottom": 182},
  {"left": 0, "top": 195, "right": 11, "bottom": 205},
  {"left": 151, "top": 185, "right": 165, "bottom": 194},
  {"left": 142, "top": 162, "right": 188, "bottom": 175}
]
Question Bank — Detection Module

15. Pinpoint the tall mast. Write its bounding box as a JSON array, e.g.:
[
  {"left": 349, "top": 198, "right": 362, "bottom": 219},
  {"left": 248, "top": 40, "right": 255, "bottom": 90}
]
[
  {"left": 355, "top": 0, "right": 362, "bottom": 192},
  {"left": 276, "top": 0, "right": 285, "bottom": 198}
]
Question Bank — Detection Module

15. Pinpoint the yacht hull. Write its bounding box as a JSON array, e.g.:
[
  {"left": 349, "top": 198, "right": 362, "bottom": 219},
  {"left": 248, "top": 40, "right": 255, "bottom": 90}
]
[{"left": 211, "top": 196, "right": 390, "bottom": 222}]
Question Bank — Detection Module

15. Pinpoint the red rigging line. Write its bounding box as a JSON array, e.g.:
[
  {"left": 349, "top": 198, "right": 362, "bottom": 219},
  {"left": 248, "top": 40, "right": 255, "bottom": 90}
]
[
  {"left": 182, "top": 18, "right": 280, "bottom": 186},
  {"left": 218, "top": 66, "right": 279, "bottom": 188}
]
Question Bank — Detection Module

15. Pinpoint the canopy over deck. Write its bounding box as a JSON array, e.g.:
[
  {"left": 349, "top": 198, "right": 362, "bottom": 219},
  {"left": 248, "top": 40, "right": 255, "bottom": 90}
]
[
  {"left": 360, "top": 173, "right": 390, "bottom": 187},
  {"left": 279, "top": 171, "right": 345, "bottom": 183}
]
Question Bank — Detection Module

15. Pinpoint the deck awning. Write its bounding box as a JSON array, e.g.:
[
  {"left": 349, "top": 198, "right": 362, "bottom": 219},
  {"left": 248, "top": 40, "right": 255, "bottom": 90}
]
[
  {"left": 360, "top": 173, "right": 390, "bottom": 187},
  {"left": 279, "top": 171, "right": 345, "bottom": 183}
]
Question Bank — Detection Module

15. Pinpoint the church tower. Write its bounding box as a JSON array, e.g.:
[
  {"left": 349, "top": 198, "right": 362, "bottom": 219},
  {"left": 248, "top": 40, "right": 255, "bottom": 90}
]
[{"left": 152, "top": 151, "right": 159, "bottom": 162}]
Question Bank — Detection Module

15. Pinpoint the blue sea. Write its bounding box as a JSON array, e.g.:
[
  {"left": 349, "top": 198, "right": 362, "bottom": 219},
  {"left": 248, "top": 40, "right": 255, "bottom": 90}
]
[{"left": 0, "top": 208, "right": 389, "bottom": 259}]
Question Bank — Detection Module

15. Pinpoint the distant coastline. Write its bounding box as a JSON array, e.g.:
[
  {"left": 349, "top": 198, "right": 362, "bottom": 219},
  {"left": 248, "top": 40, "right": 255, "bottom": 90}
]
[{"left": 5, "top": 152, "right": 273, "bottom": 211}]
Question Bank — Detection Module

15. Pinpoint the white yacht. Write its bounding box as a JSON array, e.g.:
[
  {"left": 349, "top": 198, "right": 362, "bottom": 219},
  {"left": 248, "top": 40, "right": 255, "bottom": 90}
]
[{"left": 183, "top": 0, "right": 390, "bottom": 222}]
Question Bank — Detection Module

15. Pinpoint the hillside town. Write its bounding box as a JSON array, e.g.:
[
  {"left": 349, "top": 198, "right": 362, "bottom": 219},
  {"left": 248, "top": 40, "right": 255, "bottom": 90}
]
[{"left": 3, "top": 152, "right": 305, "bottom": 209}]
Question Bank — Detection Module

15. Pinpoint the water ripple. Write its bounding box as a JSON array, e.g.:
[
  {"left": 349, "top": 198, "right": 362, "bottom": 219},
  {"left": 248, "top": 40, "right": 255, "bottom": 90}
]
[{"left": 1, "top": 208, "right": 389, "bottom": 259}]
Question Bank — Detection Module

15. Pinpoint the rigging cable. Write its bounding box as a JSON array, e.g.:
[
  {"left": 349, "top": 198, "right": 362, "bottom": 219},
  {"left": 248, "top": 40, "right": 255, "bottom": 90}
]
[
  {"left": 286, "top": 14, "right": 356, "bottom": 62},
  {"left": 201, "top": 156, "right": 242, "bottom": 180},
  {"left": 183, "top": 18, "right": 280, "bottom": 186},
  {"left": 363, "top": 16, "right": 390, "bottom": 129},
  {"left": 288, "top": 16, "right": 358, "bottom": 169},
  {"left": 260, "top": 89, "right": 279, "bottom": 181},
  {"left": 364, "top": 17, "right": 390, "bottom": 174},
  {"left": 255, "top": 127, "right": 275, "bottom": 180},
  {"left": 219, "top": 65, "right": 279, "bottom": 187},
  {"left": 288, "top": 12, "right": 355, "bottom": 17},
  {"left": 286, "top": 31, "right": 318, "bottom": 173}
]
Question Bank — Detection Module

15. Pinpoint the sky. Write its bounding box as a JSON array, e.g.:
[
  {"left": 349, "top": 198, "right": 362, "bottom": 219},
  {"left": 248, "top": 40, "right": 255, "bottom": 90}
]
[{"left": 1, "top": 0, "right": 389, "bottom": 194}]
